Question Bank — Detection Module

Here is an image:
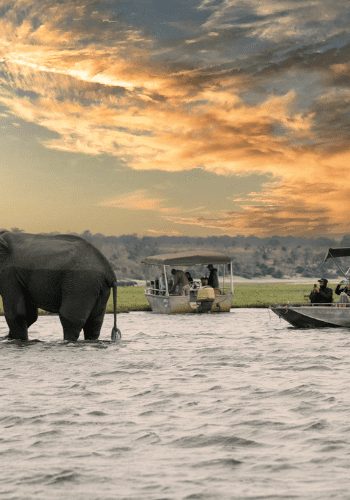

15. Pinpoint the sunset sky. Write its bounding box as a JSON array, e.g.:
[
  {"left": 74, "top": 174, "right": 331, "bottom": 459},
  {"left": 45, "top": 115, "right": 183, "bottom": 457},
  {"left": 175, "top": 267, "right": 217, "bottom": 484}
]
[{"left": 1, "top": 0, "right": 350, "bottom": 238}]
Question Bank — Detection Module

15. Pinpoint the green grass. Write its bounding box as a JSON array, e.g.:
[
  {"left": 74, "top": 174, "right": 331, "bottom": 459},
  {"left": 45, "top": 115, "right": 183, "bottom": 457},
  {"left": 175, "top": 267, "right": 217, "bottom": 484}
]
[
  {"left": 229, "top": 282, "right": 313, "bottom": 308},
  {"left": 0, "top": 282, "right": 331, "bottom": 315},
  {"left": 106, "top": 286, "right": 151, "bottom": 313}
]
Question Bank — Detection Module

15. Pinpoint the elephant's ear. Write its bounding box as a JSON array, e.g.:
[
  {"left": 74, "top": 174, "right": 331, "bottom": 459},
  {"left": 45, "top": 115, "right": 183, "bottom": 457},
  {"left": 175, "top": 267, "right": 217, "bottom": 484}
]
[{"left": 0, "top": 235, "right": 10, "bottom": 274}]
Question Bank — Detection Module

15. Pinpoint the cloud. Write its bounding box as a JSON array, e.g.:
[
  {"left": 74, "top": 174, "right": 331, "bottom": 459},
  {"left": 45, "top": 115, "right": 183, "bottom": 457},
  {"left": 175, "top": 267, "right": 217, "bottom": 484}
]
[
  {"left": 98, "top": 169, "right": 350, "bottom": 238},
  {"left": 0, "top": 0, "right": 346, "bottom": 168},
  {"left": 0, "top": 66, "right": 315, "bottom": 174},
  {"left": 163, "top": 177, "right": 349, "bottom": 237},
  {"left": 100, "top": 189, "right": 180, "bottom": 214},
  {"left": 199, "top": 0, "right": 350, "bottom": 43},
  {"left": 147, "top": 229, "right": 183, "bottom": 236}
]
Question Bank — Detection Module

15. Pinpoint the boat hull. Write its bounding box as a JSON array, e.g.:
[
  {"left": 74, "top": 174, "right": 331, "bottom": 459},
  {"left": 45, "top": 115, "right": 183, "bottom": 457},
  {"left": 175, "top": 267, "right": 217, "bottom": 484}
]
[
  {"left": 270, "top": 305, "right": 350, "bottom": 328},
  {"left": 145, "top": 293, "right": 233, "bottom": 314}
]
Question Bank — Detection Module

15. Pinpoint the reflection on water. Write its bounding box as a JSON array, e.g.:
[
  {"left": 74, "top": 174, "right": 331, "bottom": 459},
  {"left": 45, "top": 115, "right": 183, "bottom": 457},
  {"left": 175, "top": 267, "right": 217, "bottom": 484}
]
[{"left": 1, "top": 310, "right": 350, "bottom": 499}]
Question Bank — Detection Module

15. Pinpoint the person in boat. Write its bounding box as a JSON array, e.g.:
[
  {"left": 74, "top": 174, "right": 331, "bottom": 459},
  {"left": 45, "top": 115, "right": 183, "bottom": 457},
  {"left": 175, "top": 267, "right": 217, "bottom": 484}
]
[
  {"left": 335, "top": 280, "right": 350, "bottom": 304},
  {"left": 185, "top": 271, "right": 193, "bottom": 283},
  {"left": 309, "top": 278, "right": 333, "bottom": 304},
  {"left": 169, "top": 269, "right": 190, "bottom": 296},
  {"left": 200, "top": 277, "right": 208, "bottom": 286},
  {"left": 207, "top": 264, "right": 219, "bottom": 289},
  {"left": 159, "top": 272, "right": 166, "bottom": 295}
]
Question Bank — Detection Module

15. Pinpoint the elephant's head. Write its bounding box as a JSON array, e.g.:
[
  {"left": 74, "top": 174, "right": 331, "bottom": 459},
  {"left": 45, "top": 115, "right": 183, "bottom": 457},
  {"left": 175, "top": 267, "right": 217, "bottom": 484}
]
[{"left": 0, "top": 235, "right": 10, "bottom": 274}]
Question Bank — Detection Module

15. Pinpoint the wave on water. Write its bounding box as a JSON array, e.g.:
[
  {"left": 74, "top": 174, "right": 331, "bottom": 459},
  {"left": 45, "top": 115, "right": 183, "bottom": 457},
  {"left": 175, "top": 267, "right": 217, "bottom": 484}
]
[
  {"left": 171, "top": 433, "right": 260, "bottom": 449},
  {"left": 192, "top": 457, "right": 242, "bottom": 468}
]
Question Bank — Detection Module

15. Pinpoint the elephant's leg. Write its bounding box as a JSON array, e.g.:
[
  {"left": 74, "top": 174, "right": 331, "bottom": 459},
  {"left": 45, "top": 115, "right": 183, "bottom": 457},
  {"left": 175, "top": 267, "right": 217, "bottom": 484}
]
[
  {"left": 5, "top": 297, "right": 37, "bottom": 340},
  {"left": 3, "top": 293, "right": 29, "bottom": 341},
  {"left": 5, "top": 316, "right": 29, "bottom": 341},
  {"left": 83, "top": 288, "right": 111, "bottom": 341},
  {"left": 59, "top": 313, "right": 83, "bottom": 341},
  {"left": 24, "top": 297, "right": 38, "bottom": 328},
  {"left": 59, "top": 298, "right": 89, "bottom": 341}
]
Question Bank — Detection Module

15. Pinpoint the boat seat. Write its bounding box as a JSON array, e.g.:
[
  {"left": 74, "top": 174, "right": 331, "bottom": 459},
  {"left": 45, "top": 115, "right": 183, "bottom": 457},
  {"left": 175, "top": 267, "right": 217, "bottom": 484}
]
[{"left": 214, "top": 289, "right": 221, "bottom": 295}]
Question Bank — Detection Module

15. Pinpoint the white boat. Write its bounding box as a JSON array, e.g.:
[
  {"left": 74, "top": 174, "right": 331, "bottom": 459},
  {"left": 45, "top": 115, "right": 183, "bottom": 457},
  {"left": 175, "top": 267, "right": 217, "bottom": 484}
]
[
  {"left": 142, "top": 251, "right": 234, "bottom": 314},
  {"left": 270, "top": 247, "right": 350, "bottom": 328}
]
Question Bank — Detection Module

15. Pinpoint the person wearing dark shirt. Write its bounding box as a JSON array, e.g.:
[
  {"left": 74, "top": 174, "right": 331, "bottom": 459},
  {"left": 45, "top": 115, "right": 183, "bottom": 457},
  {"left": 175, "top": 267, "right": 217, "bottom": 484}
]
[
  {"left": 335, "top": 280, "right": 350, "bottom": 305},
  {"left": 207, "top": 264, "right": 219, "bottom": 289},
  {"left": 169, "top": 269, "right": 190, "bottom": 295},
  {"left": 309, "top": 278, "right": 333, "bottom": 304}
]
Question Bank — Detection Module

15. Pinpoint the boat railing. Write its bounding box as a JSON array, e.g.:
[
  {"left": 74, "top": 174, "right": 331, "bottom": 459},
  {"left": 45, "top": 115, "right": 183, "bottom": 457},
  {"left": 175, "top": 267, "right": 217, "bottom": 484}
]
[
  {"left": 270, "top": 302, "right": 350, "bottom": 308},
  {"left": 145, "top": 282, "right": 232, "bottom": 297},
  {"left": 145, "top": 285, "right": 167, "bottom": 296}
]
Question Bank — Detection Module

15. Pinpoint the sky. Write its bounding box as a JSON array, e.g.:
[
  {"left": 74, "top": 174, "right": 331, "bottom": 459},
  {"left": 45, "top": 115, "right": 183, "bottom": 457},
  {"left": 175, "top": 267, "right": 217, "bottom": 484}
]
[{"left": 1, "top": 0, "right": 350, "bottom": 238}]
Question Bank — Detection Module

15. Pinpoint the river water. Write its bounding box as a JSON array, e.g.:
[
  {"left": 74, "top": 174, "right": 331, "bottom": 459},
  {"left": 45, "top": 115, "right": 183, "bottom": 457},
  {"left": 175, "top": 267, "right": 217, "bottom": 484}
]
[{"left": 1, "top": 309, "right": 350, "bottom": 500}]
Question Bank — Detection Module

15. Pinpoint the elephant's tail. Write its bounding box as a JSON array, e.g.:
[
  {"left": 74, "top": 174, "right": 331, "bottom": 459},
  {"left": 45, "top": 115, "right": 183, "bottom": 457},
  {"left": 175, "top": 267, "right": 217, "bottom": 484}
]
[{"left": 111, "top": 280, "right": 121, "bottom": 342}]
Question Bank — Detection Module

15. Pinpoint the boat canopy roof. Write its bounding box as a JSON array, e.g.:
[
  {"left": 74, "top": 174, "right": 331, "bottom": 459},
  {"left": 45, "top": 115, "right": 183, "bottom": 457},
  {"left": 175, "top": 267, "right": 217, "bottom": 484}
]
[
  {"left": 324, "top": 247, "right": 350, "bottom": 261},
  {"left": 142, "top": 251, "right": 231, "bottom": 266}
]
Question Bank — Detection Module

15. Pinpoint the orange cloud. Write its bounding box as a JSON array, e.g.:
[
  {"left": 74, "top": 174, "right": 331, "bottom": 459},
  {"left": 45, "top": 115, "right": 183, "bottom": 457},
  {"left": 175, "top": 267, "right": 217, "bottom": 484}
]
[
  {"left": 147, "top": 229, "right": 183, "bottom": 236},
  {"left": 163, "top": 177, "right": 350, "bottom": 237},
  {"left": 0, "top": 4, "right": 324, "bottom": 180},
  {"left": 100, "top": 189, "right": 180, "bottom": 214},
  {"left": 0, "top": 71, "right": 314, "bottom": 174}
]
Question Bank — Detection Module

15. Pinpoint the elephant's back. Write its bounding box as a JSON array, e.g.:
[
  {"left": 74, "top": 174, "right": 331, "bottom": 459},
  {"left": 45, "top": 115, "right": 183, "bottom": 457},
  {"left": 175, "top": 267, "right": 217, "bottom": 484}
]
[{"left": 8, "top": 233, "right": 115, "bottom": 282}]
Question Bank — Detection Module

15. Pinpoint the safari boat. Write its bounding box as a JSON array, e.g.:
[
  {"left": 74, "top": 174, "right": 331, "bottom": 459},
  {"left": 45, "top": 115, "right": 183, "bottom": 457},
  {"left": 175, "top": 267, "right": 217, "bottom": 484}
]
[
  {"left": 270, "top": 247, "right": 350, "bottom": 328},
  {"left": 142, "top": 251, "right": 234, "bottom": 314}
]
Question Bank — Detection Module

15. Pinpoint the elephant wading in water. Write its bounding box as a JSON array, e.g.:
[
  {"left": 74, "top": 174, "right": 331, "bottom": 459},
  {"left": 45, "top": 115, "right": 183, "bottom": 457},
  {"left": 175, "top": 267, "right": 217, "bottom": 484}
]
[{"left": 0, "top": 231, "right": 121, "bottom": 341}]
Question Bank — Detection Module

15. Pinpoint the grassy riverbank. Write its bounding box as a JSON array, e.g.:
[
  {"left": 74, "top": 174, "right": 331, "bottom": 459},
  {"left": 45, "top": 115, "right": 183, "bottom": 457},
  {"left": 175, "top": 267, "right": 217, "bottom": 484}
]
[{"left": 0, "top": 282, "right": 327, "bottom": 315}]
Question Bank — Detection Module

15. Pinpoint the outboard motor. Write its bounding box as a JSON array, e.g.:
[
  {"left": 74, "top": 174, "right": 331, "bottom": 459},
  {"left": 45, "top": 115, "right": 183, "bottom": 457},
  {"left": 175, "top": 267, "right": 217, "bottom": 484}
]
[{"left": 196, "top": 286, "right": 215, "bottom": 313}]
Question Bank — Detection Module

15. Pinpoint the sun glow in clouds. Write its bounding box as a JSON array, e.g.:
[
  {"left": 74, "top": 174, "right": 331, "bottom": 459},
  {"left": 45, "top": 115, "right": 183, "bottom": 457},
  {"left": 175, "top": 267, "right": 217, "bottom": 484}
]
[{"left": 0, "top": 0, "right": 350, "bottom": 237}]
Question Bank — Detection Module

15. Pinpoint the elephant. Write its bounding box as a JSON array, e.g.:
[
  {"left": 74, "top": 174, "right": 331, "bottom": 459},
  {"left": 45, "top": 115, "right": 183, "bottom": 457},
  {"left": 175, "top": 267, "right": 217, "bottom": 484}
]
[{"left": 0, "top": 231, "right": 121, "bottom": 342}]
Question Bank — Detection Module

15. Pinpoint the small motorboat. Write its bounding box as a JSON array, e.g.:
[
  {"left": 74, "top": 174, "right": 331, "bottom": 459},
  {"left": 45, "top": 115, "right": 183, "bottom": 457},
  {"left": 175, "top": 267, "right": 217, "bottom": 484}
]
[
  {"left": 269, "top": 303, "right": 350, "bottom": 328},
  {"left": 142, "top": 251, "right": 234, "bottom": 314},
  {"left": 270, "top": 247, "right": 350, "bottom": 328}
]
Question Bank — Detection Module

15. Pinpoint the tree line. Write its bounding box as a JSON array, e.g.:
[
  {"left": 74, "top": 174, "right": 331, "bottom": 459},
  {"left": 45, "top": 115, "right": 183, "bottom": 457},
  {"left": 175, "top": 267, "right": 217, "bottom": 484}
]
[{"left": 4, "top": 228, "right": 350, "bottom": 280}]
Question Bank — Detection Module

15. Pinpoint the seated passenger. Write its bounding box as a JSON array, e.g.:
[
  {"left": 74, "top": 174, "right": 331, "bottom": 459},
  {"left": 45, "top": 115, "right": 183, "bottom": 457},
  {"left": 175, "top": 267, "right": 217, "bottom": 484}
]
[
  {"left": 309, "top": 278, "right": 333, "bottom": 304},
  {"left": 185, "top": 271, "right": 193, "bottom": 283},
  {"left": 207, "top": 264, "right": 219, "bottom": 289},
  {"left": 335, "top": 280, "right": 350, "bottom": 305},
  {"left": 169, "top": 269, "right": 190, "bottom": 296}
]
